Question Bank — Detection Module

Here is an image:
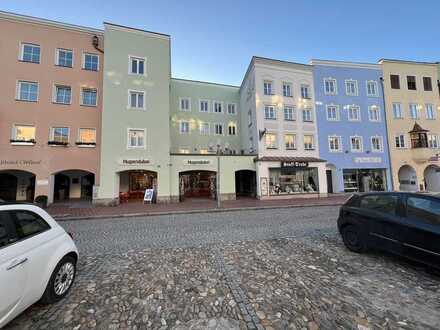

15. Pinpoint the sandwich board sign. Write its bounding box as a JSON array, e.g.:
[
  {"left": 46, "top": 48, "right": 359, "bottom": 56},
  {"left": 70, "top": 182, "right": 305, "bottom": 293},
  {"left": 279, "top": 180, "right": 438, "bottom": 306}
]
[{"left": 143, "top": 189, "right": 154, "bottom": 204}]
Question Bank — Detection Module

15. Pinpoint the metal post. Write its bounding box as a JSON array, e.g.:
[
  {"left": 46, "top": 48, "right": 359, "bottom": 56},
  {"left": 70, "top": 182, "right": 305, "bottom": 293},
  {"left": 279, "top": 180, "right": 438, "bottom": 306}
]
[{"left": 217, "top": 148, "right": 221, "bottom": 208}]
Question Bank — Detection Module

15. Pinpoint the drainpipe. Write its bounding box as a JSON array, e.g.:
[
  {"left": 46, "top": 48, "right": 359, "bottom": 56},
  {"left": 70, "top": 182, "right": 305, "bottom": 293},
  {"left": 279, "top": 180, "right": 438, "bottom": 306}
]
[{"left": 379, "top": 76, "right": 395, "bottom": 191}]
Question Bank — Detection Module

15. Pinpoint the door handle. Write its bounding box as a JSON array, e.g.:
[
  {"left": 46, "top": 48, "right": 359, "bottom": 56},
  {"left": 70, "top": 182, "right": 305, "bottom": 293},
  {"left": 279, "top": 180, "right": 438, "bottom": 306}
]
[{"left": 6, "top": 258, "right": 28, "bottom": 270}]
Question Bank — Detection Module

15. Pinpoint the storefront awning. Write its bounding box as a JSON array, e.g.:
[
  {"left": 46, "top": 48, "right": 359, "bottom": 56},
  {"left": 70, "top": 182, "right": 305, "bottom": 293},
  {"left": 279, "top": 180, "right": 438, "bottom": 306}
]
[{"left": 254, "top": 156, "right": 326, "bottom": 163}]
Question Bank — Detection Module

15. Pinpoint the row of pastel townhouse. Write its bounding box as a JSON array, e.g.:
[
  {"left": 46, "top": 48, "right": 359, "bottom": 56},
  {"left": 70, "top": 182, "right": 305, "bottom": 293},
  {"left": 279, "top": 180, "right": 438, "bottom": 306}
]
[{"left": 0, "top": 10, "right": 439, "bottom": 205}]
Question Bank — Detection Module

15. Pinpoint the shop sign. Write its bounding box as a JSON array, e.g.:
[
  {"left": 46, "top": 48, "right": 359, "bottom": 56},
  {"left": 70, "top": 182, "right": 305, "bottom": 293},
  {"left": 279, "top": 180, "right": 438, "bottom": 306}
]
[
  {"left": 354, "top": 157, "right": 382, "bottom": 164},
  {"left": 120, "top": 159, "right": 151, "bottom": 165},
  {"left": 185, "top": 159, "right": 212, "bottom": 166},
  {"left": 281, "top": 161, "right": 309, "bottom": 168},
  {"left": 0, "top": 160, "right": 41, "bottom": 166}
]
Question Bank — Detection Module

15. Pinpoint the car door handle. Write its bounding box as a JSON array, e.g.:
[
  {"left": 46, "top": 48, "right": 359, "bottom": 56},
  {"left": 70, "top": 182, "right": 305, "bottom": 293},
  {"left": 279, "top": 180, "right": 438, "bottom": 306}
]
[{"left": 6, "top": 258, "right": 28, "bottom": 270}]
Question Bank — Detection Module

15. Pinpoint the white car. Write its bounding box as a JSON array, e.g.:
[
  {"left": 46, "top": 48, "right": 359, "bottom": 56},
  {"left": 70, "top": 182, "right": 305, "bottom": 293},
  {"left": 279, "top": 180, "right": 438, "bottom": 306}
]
[{"left": 0, "top": 203, "right": 78, "bottom": 328}]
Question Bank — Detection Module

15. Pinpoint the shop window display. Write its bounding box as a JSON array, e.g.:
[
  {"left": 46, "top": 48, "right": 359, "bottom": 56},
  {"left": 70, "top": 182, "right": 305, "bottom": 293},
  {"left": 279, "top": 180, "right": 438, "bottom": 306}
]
[{"left": 269, "top": 167, "right": 319, "bottom": 195}]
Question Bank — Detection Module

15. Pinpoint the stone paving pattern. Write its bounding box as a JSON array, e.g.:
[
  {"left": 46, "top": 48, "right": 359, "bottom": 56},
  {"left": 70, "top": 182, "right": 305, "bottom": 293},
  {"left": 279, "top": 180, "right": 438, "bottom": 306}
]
[{"left": 6, "top": 207, "right": 440, "bottom": 330}]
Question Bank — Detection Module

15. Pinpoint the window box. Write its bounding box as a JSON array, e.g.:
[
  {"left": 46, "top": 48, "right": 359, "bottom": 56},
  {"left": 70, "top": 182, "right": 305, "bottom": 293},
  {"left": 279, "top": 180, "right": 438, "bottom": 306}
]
[
  {"left": 10, "top": 139, "right": 36, "bottom": 145},
  {"left": 48, "top": 140, "right": 69, "bottom": 146}
]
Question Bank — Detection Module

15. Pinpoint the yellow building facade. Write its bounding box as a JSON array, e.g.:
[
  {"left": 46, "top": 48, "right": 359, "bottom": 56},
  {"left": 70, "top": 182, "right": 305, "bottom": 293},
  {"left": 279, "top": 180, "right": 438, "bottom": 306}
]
[{"left": 380, "top": 59, "right": 440, "bottom": 192}]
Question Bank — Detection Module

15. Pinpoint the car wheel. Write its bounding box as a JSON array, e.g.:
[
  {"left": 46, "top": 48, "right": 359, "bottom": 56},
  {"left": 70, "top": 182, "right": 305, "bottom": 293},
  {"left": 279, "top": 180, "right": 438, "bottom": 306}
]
[
  {"left": 341, "top": 225, "right": 367, "bottom": 253},
  {"left": 40, "top": 255, "right": 76, "bottom": 304}
]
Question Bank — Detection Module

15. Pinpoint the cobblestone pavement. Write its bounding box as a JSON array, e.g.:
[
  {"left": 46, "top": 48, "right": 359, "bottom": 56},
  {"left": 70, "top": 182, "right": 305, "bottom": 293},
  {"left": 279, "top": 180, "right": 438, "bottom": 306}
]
[{"left": 6, "top": 207, "right": 440, "bottom": 330}]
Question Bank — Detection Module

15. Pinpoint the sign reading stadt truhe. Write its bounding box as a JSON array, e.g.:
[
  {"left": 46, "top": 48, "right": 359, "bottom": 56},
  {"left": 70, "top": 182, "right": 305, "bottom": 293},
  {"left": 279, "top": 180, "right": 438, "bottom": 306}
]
[
  {"left": 120, "top": 159, "right": 151, "bottom": 165},
  {"left": 281, "top": 161, "right": 309, "bottom": 168},
  {"left": 185, "top": 159, "right": 212, "bottom": 166}
]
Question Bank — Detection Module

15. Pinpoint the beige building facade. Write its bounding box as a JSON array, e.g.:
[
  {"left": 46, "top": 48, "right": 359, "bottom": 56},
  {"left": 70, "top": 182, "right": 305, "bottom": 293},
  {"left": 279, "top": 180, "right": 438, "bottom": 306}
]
[{"left": 380, "top": 59, "right": 440, "bottom": 192}]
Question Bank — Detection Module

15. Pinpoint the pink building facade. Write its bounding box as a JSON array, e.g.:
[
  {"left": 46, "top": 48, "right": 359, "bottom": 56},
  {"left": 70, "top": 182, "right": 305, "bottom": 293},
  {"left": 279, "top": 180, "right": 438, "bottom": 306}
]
[{"left": 0, "top": 12, "right": 103, "bottom": 204}]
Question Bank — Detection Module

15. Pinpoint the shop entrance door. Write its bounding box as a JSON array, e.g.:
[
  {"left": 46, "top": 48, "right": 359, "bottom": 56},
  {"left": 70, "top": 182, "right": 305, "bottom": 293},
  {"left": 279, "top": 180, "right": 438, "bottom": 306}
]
[
  {"left": 179, "top": 171, "right": 216, "bottom": 200},
  {"left": 326, "top": 170, "right": 333, "bottom": 193}
]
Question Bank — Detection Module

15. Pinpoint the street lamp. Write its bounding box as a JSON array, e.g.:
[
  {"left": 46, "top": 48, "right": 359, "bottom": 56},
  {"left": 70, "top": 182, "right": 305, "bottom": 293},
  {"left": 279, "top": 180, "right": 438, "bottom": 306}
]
[{"left": 215, "top": 141, "right": 229, "bottom": 208}]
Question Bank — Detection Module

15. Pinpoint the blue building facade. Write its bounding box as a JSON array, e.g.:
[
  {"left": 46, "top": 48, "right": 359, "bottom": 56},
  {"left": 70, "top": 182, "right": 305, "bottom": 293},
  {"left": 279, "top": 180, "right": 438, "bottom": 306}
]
[{"left": 312, "top": 60, "right": 392, "bottom": 193}]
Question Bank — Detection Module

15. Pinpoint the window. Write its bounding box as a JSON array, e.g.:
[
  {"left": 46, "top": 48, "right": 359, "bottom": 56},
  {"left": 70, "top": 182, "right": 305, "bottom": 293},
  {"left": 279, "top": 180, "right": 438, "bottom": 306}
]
[
  {"left": 423, "top": 77, "right": 433, "bottom": 91},
  {"left": 12, "top": 125, "right": 35, "bottom": 143},
  {"left": 368, "top": 105, "right": 380, "bottom": 122},
  {"left": 264, "top": 105, "right": 276, "bottom": 120},
  {"left": 83, "top": 53, "right": 99, "bottom": 71},
  {"left": 390, "top": 74, "right": 400, "bottom": 89},
  {"left": 214, "top": 123, "right": 224, "bottom": 135},
  {"left": 81, "top": 88, "right": 97, "bottom": 106},
  {"left": 392, "top": 103, "right": 403, "bottom": 119},
  {"left": 78, "top": 128, "right": 96, "bottom": 144},
  {"left": 359, "top": 194, "right": 398, "bottom": 216},
  {"left": 0, "top": 211, "right": 14, "bottom": 248},
  {"left": 51, "top": 127, "right": 69, "bottom": 144},
  {"left": 371, "top": 136, "right": 383, "bottom": 152},
  {"left": 350, "top": 136, "right": 363, "bottom": 152},
  {"left": 284, "top": 134, "right": 296, "bottom": 150},
  {"left": 324, "top": 78, "right": 337, "bottom": 95},
  {"left": 228, "top": 123, "right": 237, "bottom": 135},
  {"left": 265, "top": 133, "right": 277, "bottom": 149},
  {"left": 395, "top": 134, "right": 406, "bottom": 148},
  {"left": 407, "top": 75, "right": 416, "bottom": 90},
  {"left": 227, "top": 103, "right": 236, "bottom": 115},
  {"left": 199, "top": 100, "right": 209, "bottom": 112},
  {"left": 301, "top": 84, "right": 310, "bottom": 99},
  {"left": 54, "top": 85, "right": 71, "bottom": 104},
  {"left": 56, "top": 48, "right": 73, "bottom": 67},
  {"left": 12, "top": 210, "right": 50, "bottom": 240},
  {"left": 128, "top": 129, "right": 145, "bottom": 148},
  {"left": 179, "top": 97, "right": 191, "bottom": 111},
  {"left": 409, "top": 103, "right": 419, "bottom": 119},
  {"left": 348, "top": 105, "right": 361, "bottom": 121},
  {"left": 302, "top": 108, "right": 313, "bottom": 122},
  {"left": 179, "top": 148, "right": 190, "bottom": 154},
  {"left": 129, "top": 91, "right": 145, "bottom": 109},
  {"left": 17, "top": 81, "right": 38, "bottom": 102},
  {"left": 129, "top": 56, "right": 145, "bottom": 75},
  {"left": 345, "top": 80, "right": 358, "bottom": 96},
  {"left": 407, "top": 197, "right": 440, "bottom": 224},
  {"left": 284, "top": 106, "right": 296, "bottom": 121},
  {"left": 20, "top": 43, "right": 40, "bottom": 63},
  {"left": 180, "top": 121, "right": 190, "bottom": 134},
  {"left": 326, "top": 105, "right": 339, "bottom": 121},
  {"left": 428, "top": 134, "right": 439, "bottom": 149},
  {"left": 263, "top": 80, "right": 273, "bottom": 95},
  {"left": 303, "top": 135, "right": 314, "bottom": 150},
  {"left": 199, "top": 122, "right": 210, "bottom": 135},
  {"left": 199, "top": 149, "right": 209, "bottom": 154},
  {"left": 213, "top": 101, "right": 223, "bottom": 113},
  {"left": 366, "top": 80, "right": 378, "bottom": 96},
  {"left": 425, "top": 104, "right": 435, "bottom": 119},
  {"left": 328, "top": 136, "right": 342, "bottom": 152},
  {"left": 283, "top": 82, "right": 292, "bottom": 97}
]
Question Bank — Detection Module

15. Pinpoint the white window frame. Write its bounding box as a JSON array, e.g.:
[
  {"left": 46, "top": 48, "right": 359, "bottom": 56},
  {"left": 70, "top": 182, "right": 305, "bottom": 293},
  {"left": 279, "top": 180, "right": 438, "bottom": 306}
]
[
  {"left": 179, "top": 121, "right": 190, "bottom": 135},
  {"left": 303, "top": 134, "right": 315, "bottom": 150},
  {"left": 324, "top": 78, "right": 337, "bottom": 95},
  {"left": 394, "top": 134, "right": 406, "bottom": 149},
  {"left": 50, "top": 126, "right": 70, "bottom": 144},
  {"left": 347, "top": 105, "right": 361, "bottom": 122},
  {"left": 128, "top": 55, "right": 146, "bottom": 75},
  {"left": 371, "top": 136, "right": 383, "bottom": 152},
  {"left": 179, "top": 97, "right": 191, "bottom": 111},
  {"left": 368, "top": 105, "right": 381, "bottom": 122},
  {"left": 265, "top": 132, "right": 278, "bottom": 149},
  {"left": 199, "top": 122, "right": 210, "bottom": 135},
  {"left": 127, "top": 128, "right": 146, "bottom": 149},
  {"left": 11, "top": 124, "right": 36, "bottom": 145},
  {"left": 301, "top": 84, "right": 311, "bottom": 99},
  {"left": 199, "top": 99, "right": 209, "bottom": 113},
  {"left": 214, "top": 123, "right": 224, "bottom": 136},
  {"left": 20, "top": 43, "right": 40, "bottom": 63},
  {"left": 284, "top": 133, "right": 296, "bottom": 150},
  {"left": 282, "top": 82, "right": 293, "bottom": 97},
  {"left": 82, "top": 52, "right": 99, "bottom": 71},
  {"left": 409, "top": 103, "right": 420, "bottom": 119},
  {"left": 228, "top": 123, "right": 237, "bottom": 136},
  {"left": 350, "top": 135, "right": 363, "bottom": 152},
  {"left": 227, "top": 103, "right": 237, "bottom": 115},
  {"left": 77, "top": 128, "right": 97, "bottom": 147},
  {"left": 16, "top": 80, "right": 39, "bottom": 102},
  {"left": 302, "top": 108, "right": 313, "bottom": 122},
  {"left": 328, "top": 135, "right": 342, "bottom": 153},
  {"left": 80, "top": 87, "right": 98, "bottom": 107},
  {"left": 55, "top": 48, "right": 73, "bottom": 68},
  {"left": 366, "top": 80, "right": 379, "bottom": 97},
  {"left": 428, "top": 134, "right": 440, "bottom": 149},
  {"left": 326, "top": 104, "right": 340, "bottom": 121},
  {"left": 128, "top": 90, "right": 146, "bottom": 110},
  {"left": 284, "top": 105, "right": 296, "bottom": 121},
  {"left": 264, "top": 105, "right": 276, "bottom": 120},
  {"left": 345, "top": 79, "right": 359, "bottom": 96},
  {"left": 425, "top": 104, "right": 436, "bottom": 120},
  {"left": 213, "top": 101, "right": 223, "bottom": 113},
  {"left": 263, "top": 80, "right": 274, "bottom": 95},
  {"left": 53, "top": 84, "right": 72, "bottom": 105},
  {"left": 392, "top": 102, "right": 403, "bottom": 119}
]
